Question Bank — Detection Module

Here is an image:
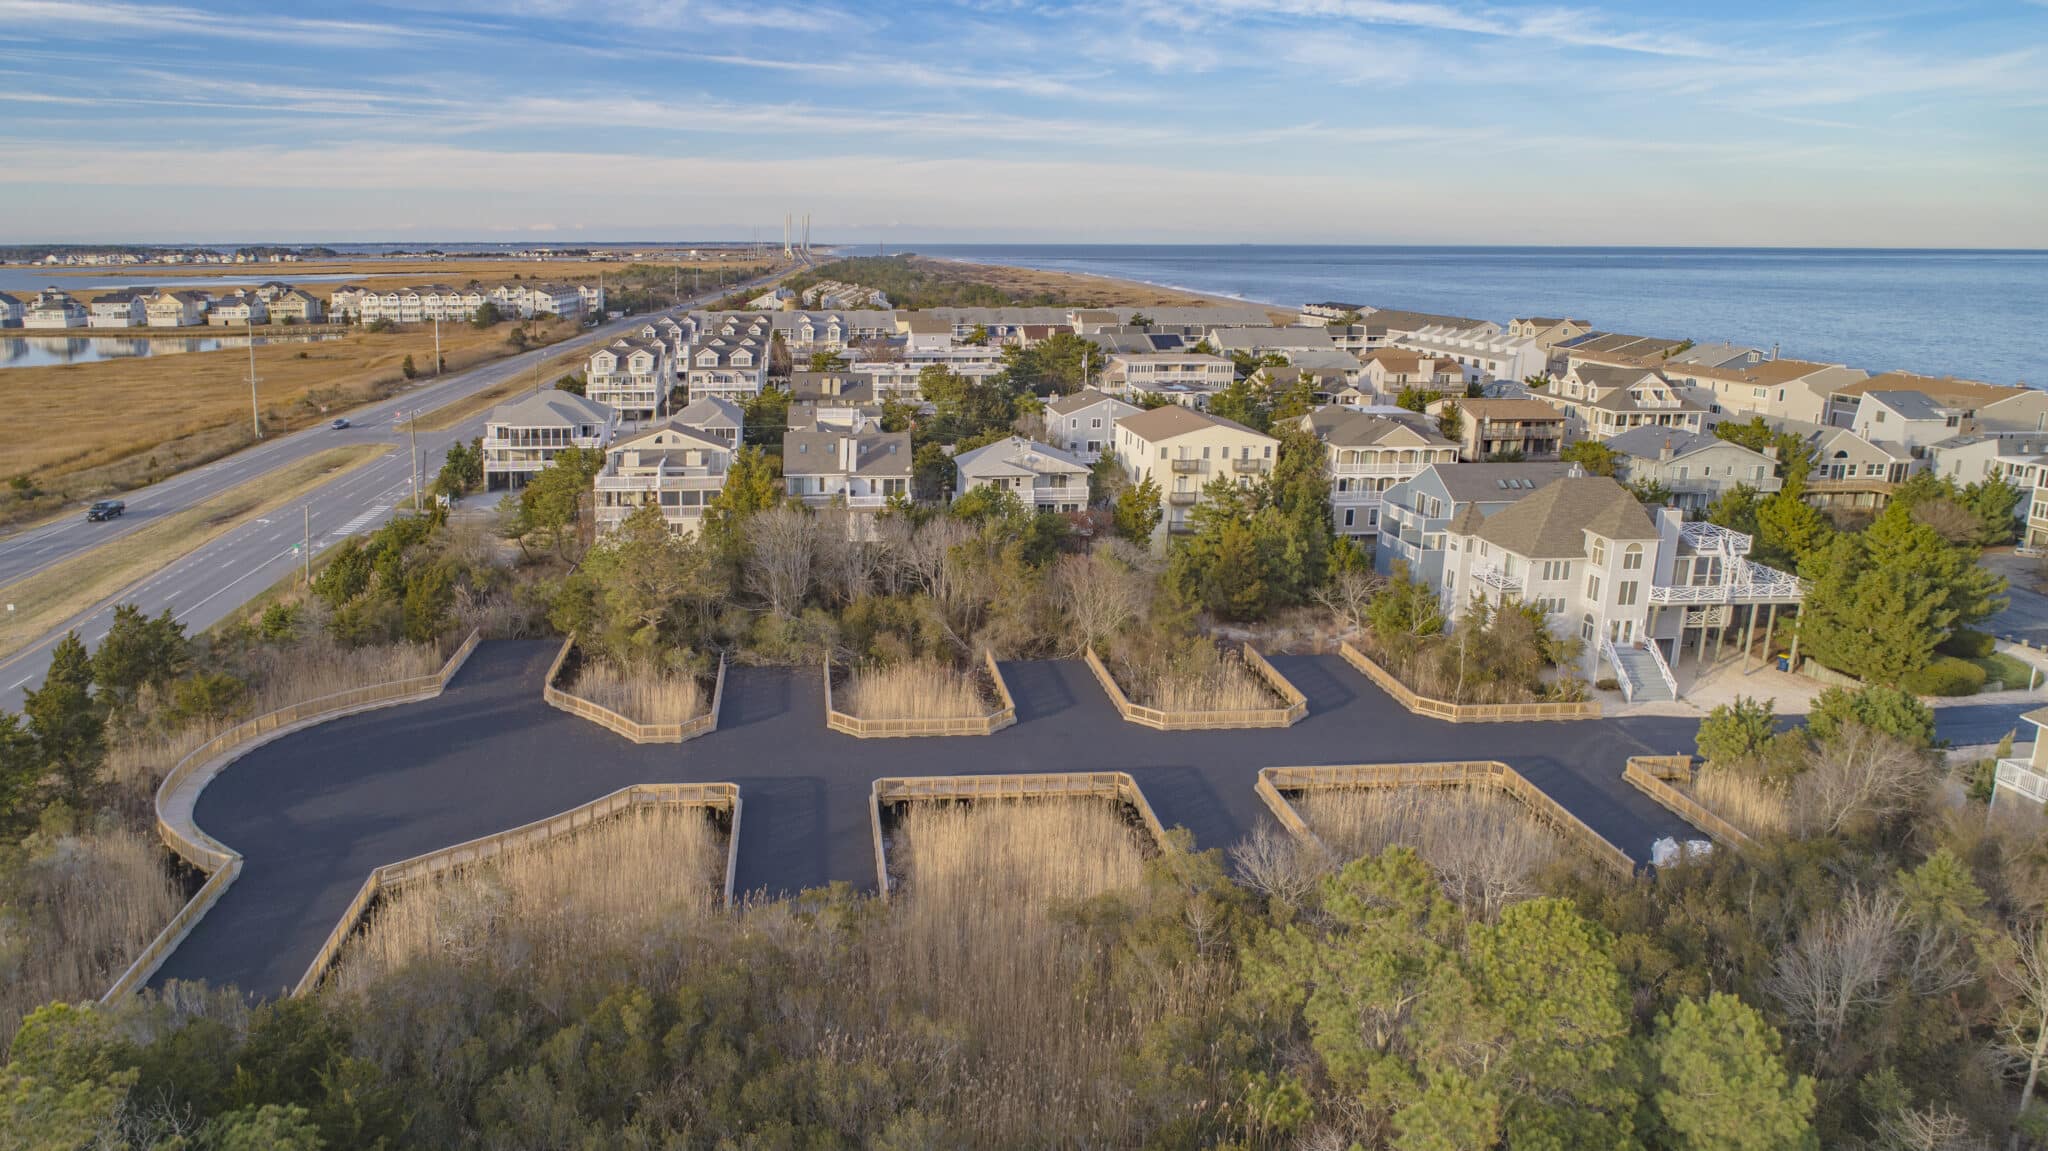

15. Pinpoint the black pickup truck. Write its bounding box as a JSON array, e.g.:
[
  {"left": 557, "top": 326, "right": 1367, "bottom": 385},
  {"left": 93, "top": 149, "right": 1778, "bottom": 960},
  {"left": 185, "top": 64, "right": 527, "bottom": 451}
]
[{"left": 87, "top": 499, "right": 125, "bottom": 521}]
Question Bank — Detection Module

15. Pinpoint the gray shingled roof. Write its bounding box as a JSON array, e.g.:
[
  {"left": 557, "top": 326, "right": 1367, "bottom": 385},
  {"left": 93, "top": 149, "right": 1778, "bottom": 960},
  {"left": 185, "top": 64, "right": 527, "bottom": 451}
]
[
  {"left": 954, "top": 436, "right": 1090, "bottom": 479},
  {"left": 488, "top": 390, "right": 617, "bottom": 427},
  {"left": 781, "top": 429, "right": 912, "bottom": 477},
  {"left": 1429, "top": 462, "right": 1575, "bottom": 502},
  {"left": 1473, "top": 477, "right": 1659, "bottom": 558},
  {"left": 1046, "top": 388, "right": 1135, "bottom": 417},
  {"left": 1863, "top": 390, "right": 1951, "bottom": 421}
]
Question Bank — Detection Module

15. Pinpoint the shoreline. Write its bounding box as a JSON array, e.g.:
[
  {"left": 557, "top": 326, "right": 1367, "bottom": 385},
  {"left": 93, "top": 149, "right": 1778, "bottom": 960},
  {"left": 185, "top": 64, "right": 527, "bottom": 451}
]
[{"left": 913, "top": 254, "right": 1295, "bottom": 316}]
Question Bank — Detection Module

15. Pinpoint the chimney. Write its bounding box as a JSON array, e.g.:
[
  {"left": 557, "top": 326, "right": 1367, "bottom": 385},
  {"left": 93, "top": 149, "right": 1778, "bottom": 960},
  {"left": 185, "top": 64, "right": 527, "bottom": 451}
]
[
  {"left": 1659, "top": 436, "right": 1674, "bottom": 462},
  {"left": 840, "top": 435, "right": 858, "bottom": 471}
]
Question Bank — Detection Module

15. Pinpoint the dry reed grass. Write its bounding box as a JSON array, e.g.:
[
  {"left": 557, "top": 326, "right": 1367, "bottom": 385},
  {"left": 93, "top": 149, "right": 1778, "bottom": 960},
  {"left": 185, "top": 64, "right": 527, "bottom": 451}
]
[
  {"left": 1146, "top": 656, "right": 1274, "bottom": 712},
  {"left": 1691, "top": 768, "right": 1795, "bottom": 838},
  {"left": 331, "top": 806, "right": 723, "bottom": 992},
  {"left": 569, "top": 659, "right": 705, "bottom": 725},
  {"left": 1296, "top": 786, "right": 1568, "bottom": 918},
  {"left": 0, "top": 824, "right": 185, "bottom": 1053},
  {"left": 841, "top": 659, "right": 988, "bottom": 720},
  {"left": 881, "top": 799, "right": 1184, "bottom": 1142}
]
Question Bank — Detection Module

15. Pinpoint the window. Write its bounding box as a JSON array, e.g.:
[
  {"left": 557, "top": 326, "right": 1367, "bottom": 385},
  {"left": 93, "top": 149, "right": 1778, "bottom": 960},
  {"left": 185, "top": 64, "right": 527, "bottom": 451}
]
[
  {"left": 1090, "top": 417, "right": 1101, "bottom": 428},
  {"left": 1581, "top": 613, "right": 1596, "bottom": 642},
  {"left": 1343, "top": 508, "right": 1355, "bottom": 527},
  {"left": 1618, "top": 580, "right": 1639, "bottom": 606},
  {"left": 1623, "top": 544, "right": 1643, "bottom": 571},
  {"left": 1590, "top": 539, "right": 1608, "bottom": 566},
  {"left": 1540, "top": 560, "right": 1571, "bottom": 581},
  {"left": 1586, "top": 574, "right": 1603, "bottom": 601}
]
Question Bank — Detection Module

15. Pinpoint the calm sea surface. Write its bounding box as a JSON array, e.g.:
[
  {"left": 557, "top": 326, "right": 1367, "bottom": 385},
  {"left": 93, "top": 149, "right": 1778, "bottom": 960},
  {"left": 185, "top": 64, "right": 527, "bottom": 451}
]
[{"left": 914, "top": 245, "right": 2048, "bottom": 386}]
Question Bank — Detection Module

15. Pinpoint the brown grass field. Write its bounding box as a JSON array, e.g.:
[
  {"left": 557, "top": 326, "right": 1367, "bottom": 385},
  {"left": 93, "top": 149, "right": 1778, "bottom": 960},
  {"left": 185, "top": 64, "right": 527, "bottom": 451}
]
[
  {"left": 0, "top": 444, "right": 388, "bottom": 662},
  {"left": 0, "top": 316, "right": 578, "bottom": 522},
  {"left": 330, "top": 804, "right": 724, "bottom": 992},
  {"left": 35, "top": 255, "right": 768, "bottom": 300}
]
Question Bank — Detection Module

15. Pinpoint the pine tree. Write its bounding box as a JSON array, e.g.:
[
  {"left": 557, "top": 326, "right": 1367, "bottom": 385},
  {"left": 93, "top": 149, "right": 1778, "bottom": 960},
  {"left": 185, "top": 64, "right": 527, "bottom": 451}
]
[
  {"left": 1650, "top": 993, "right": 1816, "bottom": 1150},
  {"left": 22, "top": 631, "right": 105, "bottom": 811}
]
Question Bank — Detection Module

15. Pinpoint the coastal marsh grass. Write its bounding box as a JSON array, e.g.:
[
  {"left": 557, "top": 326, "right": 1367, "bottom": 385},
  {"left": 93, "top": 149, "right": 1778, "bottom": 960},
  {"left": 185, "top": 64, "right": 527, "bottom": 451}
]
[
  {"left": 569, "top": 658, "right": 705, "bottom": 725},
  {"left": 841, "top": 659, "right": 988, "bottom": 720},
  {"left": 1691, "top": 768, "right": 1795, "bottom": 839},
  {"left": 1295, "top": 786, "right": 1570, "bottom": 918},
  {"left": 331, "top": 805, "right": 724, "bottom": 992},
  {"left": 0, "top": 823, "right": 185, "bottom": 1053}
]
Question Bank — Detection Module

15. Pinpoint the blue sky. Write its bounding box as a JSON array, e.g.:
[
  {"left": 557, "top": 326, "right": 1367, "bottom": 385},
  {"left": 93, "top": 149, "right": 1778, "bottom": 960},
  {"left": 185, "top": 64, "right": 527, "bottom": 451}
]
[{"left": 1, "top": 0, "right": 2043, "bottom": 246}]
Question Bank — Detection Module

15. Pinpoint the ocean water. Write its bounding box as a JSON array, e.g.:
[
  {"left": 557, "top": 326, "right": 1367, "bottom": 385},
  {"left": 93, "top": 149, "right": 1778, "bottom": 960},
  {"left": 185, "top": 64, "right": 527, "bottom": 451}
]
[{"left": 914, "top": 245, "right": 2048, "bottom": 386}]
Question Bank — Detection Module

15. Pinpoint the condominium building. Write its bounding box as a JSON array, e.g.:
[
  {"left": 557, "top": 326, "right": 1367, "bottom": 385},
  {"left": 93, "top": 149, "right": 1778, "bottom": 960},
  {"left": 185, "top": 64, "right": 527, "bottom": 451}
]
[
  {"left": 480, "top": 391, "right": 619, "bottom": 492},
  {"left": 1298, "top": 408, "right": 1459, "bottom": 541},
  {"left": 952, "top": 437, "right": 1091, "bottom": 513},
  {"left": 1604, "top": 427, "right": 1781, "bottom": 512},
  {"left": 268, "top": 288, "right": 324, "bottom": 324},
  {"left": 783, "top": 420, "right": 913, "bottom": 517},
  {"left": 0, "top": 292, "right": 22, "bottom": 328},
  {"left": 1393, "top": 321, "right": 1544, "bottom": 383},
  {"left": 86, "top": 289, "right": 149, "bottom": 328},
  {"left": 684, "top": 313, "right": 773, "bottom": 403},
  {"left": 1111, "top": 405, "right": 1279, "bottom": 537},
  {"left": 1658, "top": 357, "right": 1865, "bottom": 427},
  {"left": 207, "top": 291, "right": 268, "bottom": 326},
  {"left": 1547, "top": 362, "right": 1708, "bottom": 440},
  {"left": 145, "top": 290, "right": 210, "bottom": 328},
  {"left": 593, "top": 419, "right": 732, "bottom": 537},
  {"left": 1359, "top": 348, "right": 1465, "bottom": 398},
  {"left": 1376, "top": 462, "right": 1573, "bottom": 584},
  {"left": 586, "top": 336, "right": 670, "bottom": 424},
  {"left": 1042, "top": 389, "right": 1140, "bottom": 462},
  {"left": 23, "top": 288, "right": 88, "bottom": 329},
  {"left": 1436, "top": 398, "right": 1566, "bottom": 460},
  {"left": 1101, "top": 352, "right": 1234, "bottom": 406}
]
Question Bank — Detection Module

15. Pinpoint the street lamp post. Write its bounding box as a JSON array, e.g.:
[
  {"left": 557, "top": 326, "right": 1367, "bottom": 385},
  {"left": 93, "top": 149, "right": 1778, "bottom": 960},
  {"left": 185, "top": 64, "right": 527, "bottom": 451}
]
[{"left": 246, "top": 315, "right": 262, "bottom": 438}]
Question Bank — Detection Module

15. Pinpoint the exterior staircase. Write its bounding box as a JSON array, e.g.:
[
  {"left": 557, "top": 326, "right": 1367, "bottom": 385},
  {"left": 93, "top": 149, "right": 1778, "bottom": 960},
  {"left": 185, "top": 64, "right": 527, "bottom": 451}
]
[{"left": 1611, "top": 645, "right": 1674, "bottom": 702}]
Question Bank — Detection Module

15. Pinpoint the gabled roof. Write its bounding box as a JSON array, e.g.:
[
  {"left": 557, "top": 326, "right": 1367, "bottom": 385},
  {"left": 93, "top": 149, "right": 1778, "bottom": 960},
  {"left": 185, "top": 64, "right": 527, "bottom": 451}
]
[
  {"left": 1208, "top": 326, "right": 1334, "bottom": 352},
  {"left": 1116, "top": 404, "right": 1273, "bottom": 443},
  {"left": 1834, "top": 372, "right": 2026, "bottom": 409},
  {"left": 612, "top": 420, "right": 729, "bottom": 454},
  {"left": 1605, "top": 426, "right": 1729, "bottom": 461},
  {"left": 1456, "top": 398, "right": 1566, "bottom": 421},
  {"left": 1472, "top": 476, "right": 1658, "bottom": 558},
  {"left": 488, "top": 390, "right": 617, "bottom": 427},
  {"left": 781, "top": 429, "right": 912, "bottom": 476},
  {"left": 1304, "top": 408, "right": 1450, "bottom": 448},
  {"left": 1860, "top": 390, "right": 1952, "bottom": 421},
  {"left": 1045, "top": 388, "right": 1136, "bottom": 417},
  {"left": 675, "top": 395, "right": 743, "bottom": 429},
  {"left": 1559, "top": 332, "right": 1691, "bottom": 360},
  {"left": 1424, "top": 462, "right": 1575, "bottom": 503},
  {"left": 953, "top": 436, "right": 1090, "bottom": 479}
]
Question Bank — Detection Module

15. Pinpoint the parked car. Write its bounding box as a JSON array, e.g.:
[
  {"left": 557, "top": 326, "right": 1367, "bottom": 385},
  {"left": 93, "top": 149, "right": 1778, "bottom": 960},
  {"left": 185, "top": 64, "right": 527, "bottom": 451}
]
[
  {"left": 330, "top": 417, "right": 351, "bottom": 430},
  {"left": 87, "top": 499, "right": 125, "bottom": 521}
]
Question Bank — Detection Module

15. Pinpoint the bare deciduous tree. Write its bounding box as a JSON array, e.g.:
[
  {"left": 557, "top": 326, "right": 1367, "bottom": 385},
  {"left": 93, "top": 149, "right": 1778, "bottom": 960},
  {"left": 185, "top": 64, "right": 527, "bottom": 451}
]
[
  {"left": 1050, "top": 541, "right": 1158, "bottom": 655},
  {"left": 1794, "top": 723, "right": 1940, "bottom": 837},
  {"left": 1767, "top": 888, "right": 1902, "bottom": 1071},
  {"left": 745, "top": 504, "right": 818, "bottom": 618},
  {"left": 1875, "top": 1104, "right": 1989, "bottom": 1151},
  {"left": 1998, "top": 919, "right": 2048, "bottom": 1145},
  {"left": 1230, "top": 821, "right": 1331, "bottom": 911},
  {"left": 1313, "top": 566, "right": 1382, "bottom": 636}
]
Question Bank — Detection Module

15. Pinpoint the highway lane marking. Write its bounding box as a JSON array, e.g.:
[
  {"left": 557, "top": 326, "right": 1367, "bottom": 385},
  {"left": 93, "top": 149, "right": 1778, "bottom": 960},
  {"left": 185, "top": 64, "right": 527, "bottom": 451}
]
[
  {"left": 6, "top": 676, "right": 29, "bottom": 690},
  {"left": 175, "top": 544, "right": 300, "bottom": 624}
]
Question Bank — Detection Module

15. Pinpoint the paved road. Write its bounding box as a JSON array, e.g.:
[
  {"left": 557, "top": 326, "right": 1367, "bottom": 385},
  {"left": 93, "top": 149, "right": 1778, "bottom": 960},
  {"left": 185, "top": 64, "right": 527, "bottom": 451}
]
[
  {"left": 0, "top": 277, "right": 780, "bottom": 713},
  {"left": 153, "top": 641, "right": 2033, "bottom": 997},
  {"left": 155, "top": 641, "right": 1715, "bottom": 996}
]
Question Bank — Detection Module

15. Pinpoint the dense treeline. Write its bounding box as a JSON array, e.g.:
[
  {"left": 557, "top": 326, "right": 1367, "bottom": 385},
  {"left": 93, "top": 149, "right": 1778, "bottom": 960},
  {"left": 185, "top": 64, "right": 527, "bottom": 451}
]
[{"left": 784, "top": 255, "right": 1066, "bottom": 309}]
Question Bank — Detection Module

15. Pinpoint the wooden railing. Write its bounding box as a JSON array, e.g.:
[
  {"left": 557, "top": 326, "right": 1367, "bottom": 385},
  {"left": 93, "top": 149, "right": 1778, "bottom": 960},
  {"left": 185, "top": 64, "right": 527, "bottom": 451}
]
[
  {"left": 1084, "top": 643, "right": 1308, "bottom": 730},
  {"left": 1620, "top": 755, "right": 1754, "bottom": 851},
  {"left": 868, "top": 771, "right": 1173, "bottom": 899},
  {"left": 1257, "top": 761, "right": 1634, "bottom": 876},
  {"left": 293, "top": 782, "right": 741, "bottom": 997},
  {"left": 103, "top": 629, "right": 481, "bottom": 1002},
  {"left": 1338, "top": 639, "right": 1600, "bottom": 722},
  {"left": 824, "top": 650, "right": 1018, "bottom": 737},
  {"left": 542, "top": 634, "right": 723, "bottom": 744}
]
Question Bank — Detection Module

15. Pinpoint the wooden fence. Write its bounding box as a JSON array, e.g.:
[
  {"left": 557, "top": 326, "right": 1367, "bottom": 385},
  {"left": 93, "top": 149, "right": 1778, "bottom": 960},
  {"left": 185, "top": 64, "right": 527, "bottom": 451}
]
[
  {"left": 293, "top": 782, "right": 741, "bottom": 997},
  {"left": 868, "top": 772, "right": 1174, "bottom": 900},
  {"left": 824, "top": 650, "right": 1018, "bottom": 737},
  {"left": 103, "top": 629, "right": 481, "bottom": 1002},
  {"left": 1256, "top": 761, "right": 1635, "bottom": 876},
  {"left": 1620, "top": 755, "right": 1754, "bottom": 851},
  {"left": 1084, "top": 643, "right": 1308, "bottom": 730},
  {"left": 1338, "top": 640, "right": 1601, "bottom": 723},
  {"left": 542, "top": 634, "right": 723, "bottom": 743}
]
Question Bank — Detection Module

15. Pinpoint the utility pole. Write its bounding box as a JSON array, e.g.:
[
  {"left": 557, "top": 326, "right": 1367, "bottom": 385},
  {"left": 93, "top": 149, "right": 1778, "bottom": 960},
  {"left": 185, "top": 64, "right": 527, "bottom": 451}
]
[
  {"left": 433, "top": 312, "right": 442, "bottom": 376},
  {"left": 408, "top": 412, "right": 421, "bottom": 512},
  {"left": 245, "top": 316, "right": 262, "bottom": 438}
]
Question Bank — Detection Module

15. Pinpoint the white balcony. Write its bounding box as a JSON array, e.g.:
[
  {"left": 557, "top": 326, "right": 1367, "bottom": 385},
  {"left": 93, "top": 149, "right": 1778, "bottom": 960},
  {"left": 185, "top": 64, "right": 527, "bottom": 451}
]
[
  {"left": 1331, "top": 462, "right": 1423, "bottom": 476},
  {"left": 1332, "top": 489, "right": 1385, "bottom": 506},
  {"left": 1647, "top": 560, "right": 1802, "bottom": 605},
  {"left": 1472, "top": 565, "right": 1523, "bottom": 593},
  {"left": 1997, "top": 757, "right": 2048, "bottom": 805}
]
